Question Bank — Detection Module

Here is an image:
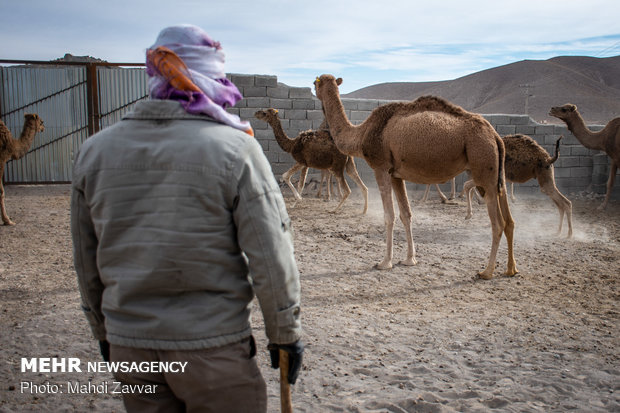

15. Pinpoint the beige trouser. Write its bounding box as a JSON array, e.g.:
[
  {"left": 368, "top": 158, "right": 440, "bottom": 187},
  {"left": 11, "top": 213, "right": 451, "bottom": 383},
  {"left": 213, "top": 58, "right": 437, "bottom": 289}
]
[{"left": 110, "top": 338, "right": 267, "bottom": 413}]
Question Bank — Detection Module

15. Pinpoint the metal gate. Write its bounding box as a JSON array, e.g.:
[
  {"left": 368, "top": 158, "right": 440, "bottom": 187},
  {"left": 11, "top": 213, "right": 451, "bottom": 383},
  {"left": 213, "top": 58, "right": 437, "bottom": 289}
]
[{"left": 0, "top": 60, "right": 147, "bottom": 183}]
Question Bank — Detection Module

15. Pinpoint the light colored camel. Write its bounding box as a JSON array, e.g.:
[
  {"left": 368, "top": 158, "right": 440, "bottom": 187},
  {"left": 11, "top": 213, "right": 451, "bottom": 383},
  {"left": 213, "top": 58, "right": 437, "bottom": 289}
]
[
  {"left": 549, "top": 104, "right": 619, "bottom": 210},
  {"left": 314, "top": 75, "right": 517, "bottom": 279},
  {"left": 1, "top": 114, "right": 45, "bottom": 225},
  {"left": 254, "top": 108, "right": 368, "bottom": 214},
  {"left": 463, "top": 134, "right": 573, "bottom": 238},
  {"left": 420, "top": 178, "right": 456, "bottom": 203}
]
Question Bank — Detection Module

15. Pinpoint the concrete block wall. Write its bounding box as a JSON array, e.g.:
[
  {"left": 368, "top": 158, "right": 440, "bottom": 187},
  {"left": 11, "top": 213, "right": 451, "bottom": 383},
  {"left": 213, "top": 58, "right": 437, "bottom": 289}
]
[{"left": 226, "top": 73, "right": 618, "bottom": 199}]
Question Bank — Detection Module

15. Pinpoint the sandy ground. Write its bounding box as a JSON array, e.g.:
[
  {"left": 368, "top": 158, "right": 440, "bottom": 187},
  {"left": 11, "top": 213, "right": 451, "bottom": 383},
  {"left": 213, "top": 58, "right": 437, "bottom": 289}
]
[{"left": 0, "top": 183, "right": 618, "bottom": 412}]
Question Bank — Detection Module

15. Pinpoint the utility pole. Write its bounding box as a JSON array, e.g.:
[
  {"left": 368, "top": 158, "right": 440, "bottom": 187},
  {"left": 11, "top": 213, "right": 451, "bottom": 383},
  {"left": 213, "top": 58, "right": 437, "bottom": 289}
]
[{"left": 519, "top": 84, "right": 533, "bottom": 115}]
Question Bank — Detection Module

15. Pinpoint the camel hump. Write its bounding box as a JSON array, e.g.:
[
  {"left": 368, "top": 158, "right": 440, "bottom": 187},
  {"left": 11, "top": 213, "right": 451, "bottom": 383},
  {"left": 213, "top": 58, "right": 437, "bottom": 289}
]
[{"left": 411, "top": 95, "right": 471, "bottom": 118}]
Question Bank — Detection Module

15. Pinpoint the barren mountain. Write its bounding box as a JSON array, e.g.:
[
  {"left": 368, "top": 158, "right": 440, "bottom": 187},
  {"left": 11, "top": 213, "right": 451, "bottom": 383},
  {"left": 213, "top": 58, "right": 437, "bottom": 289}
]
[{"left": 343, "top": 55, "right": 620, "bottom": 124}]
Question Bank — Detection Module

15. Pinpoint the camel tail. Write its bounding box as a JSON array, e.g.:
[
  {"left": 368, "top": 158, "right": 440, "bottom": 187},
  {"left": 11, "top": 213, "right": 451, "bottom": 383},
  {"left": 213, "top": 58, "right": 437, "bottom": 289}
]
[
  {"left": 496, "top": 135, "right": 505, "bottom": 194},
  {"left": 547, "top": 135, "right": 563, "bottom": 166}
]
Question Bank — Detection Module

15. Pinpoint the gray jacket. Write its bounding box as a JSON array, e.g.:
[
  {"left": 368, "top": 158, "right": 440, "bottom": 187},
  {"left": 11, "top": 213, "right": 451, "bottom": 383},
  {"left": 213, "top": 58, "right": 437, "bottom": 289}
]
[{"left": 71, "top": 99, "right": 301, "bottom": 350}]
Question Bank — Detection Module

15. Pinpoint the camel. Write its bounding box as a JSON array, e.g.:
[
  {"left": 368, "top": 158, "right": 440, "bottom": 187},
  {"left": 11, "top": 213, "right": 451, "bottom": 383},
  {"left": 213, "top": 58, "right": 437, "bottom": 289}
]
[
  {"left": 254, "top": 108, "right": 368, "bottom": 214},
  {"left": 463, "top": 134, "right": 573, "bottom": 238},
  {"left": 1, "top": 114, "right": 45, "bottom": 225},
  {"left": 314, "top": 74, "right": 517, "bottom": 279},
  {"left": 420, "top": 178, "right": 456, "bottom": 203},
  {"left": 549, "top": 104, "right": 620, "bottom": 210}
]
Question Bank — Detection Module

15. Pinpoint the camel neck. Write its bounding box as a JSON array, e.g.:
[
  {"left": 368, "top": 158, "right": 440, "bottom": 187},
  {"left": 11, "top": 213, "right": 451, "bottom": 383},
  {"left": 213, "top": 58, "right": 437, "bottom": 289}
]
[
  {"left": 12, "top": 122, "right": 38, "bottom": 158},
  {"left": 320, "top": 88, "right": 362, "bottom": 157},
  {"left": 565, "top": 114, "right": 605, "bottom": 151},
  {"left": 267, "top": 117, "right": 295, "bottom": 153}
]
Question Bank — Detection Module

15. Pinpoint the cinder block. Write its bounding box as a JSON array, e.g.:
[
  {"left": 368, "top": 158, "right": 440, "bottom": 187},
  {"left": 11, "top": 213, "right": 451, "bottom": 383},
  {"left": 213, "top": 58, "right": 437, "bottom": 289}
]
[
  {"left": 254, "top": 129, "right": 273, "bottom": 140},
  {"left": 356, "top": 100, "right": 381, "bottom": 111},
  {"left": 515, "top": 125, "right": 536, "bottom": 135},
  {"left": 292, "top": 99, "right": 316, "bottom": 110},
  {"left": 553, "top": 167, "right": 571, "bottom": 178},
  {"left": 290, "top": 119, "right": 313, "bottom": 130},
  {"left": 226, "top": 107, "right": 240, "bottom": 116},
  {"left": 245, "top": 97, "right": 270, "bottom": 109},
  {"left": 306, "top": 110, "right": 325, "bottom": 121},
  {"left": 314, "top": 100, "right": 323, "bottom": 110},
  {"left": 351, "top": 111, "right": 371, "bottom": 121},
  {"left": 557, "top": 156, "right": 580, "bottom": 168},
  {"left": 229, "top": 74, "right": 255, "bottom": 87},
  {"left": 255, "top": 138, "right": 269, "bottom": 151},
  {"left": 544, "top": 134, "right": 563, "bottom": 145},
  {"left": 267, "top": 86, "right": 289, "bottom": 99},
  {"left": 249, "top": 118, "right": 268, "bottom": 130},
  {"left": 570, "top": 146, "right": 590, "bottom": 156},
  {"left": 288, "top": 87, "right": 313, "bottom": 99},
  {"left": 496, "top": 125, "right": 516, "bottom": 135},
  {"left": 243, "top": 87, "right": 267, "bottom": 97},
  {"left": 570, "top": 167, "right": 592, "bottom": 178},
  {"left": 239, "top": 108, "right": 257, "bottom": 119},
  {"left": 535, "top": 125, "right": 555, "bottom": 135},
  {"left": 270, "top": 99, "right": 292, "bottom": 109},
  {"left": 284, "top": 109, "right": 307, "bottom": 120},
  {"left": 342, "top": 100, "right": 359, "bottom": 110},
  {"left": 510, "top": 115, "right": 531, "bottom": 125},
  {"left": 484, "top": 115, "right": 511, "bottom": 126},
  {"left": 254, "top": 75, "right": 277, "bottom": 87}
]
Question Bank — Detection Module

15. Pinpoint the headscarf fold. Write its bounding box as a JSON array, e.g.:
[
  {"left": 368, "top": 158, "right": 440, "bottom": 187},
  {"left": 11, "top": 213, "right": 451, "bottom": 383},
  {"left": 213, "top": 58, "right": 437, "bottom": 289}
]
[{"left": 146, "top": 24, "right": 253, "bottom": 136}]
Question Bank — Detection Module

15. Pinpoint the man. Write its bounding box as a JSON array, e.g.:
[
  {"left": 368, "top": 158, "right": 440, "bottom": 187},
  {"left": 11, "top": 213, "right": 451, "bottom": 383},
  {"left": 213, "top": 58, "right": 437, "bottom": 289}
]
[{"left": 71, "top": 24, "right": 303, "bottom": 412}]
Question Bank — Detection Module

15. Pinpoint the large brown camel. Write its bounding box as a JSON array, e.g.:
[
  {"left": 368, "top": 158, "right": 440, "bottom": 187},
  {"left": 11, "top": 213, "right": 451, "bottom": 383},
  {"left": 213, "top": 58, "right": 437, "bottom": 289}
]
[
  {"left": 463, "top": 134, "right": 573, "bottom": 238},
  {"left": 314, "top": 74, "right": 517, "bottom": 279},
  {"left": 254, "top": 108, "right": 369, "bottom": 214},
  {"left": 549, "top": 104, "right": 619, "bottom": 210},
  {"left": 1, "top": 114, "right": 45, "bottom": 225}
]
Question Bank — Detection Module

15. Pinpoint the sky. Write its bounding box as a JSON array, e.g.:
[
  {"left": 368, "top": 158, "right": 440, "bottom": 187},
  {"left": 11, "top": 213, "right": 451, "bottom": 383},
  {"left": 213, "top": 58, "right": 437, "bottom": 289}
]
[{"left": 2, "top": 0, "right": 620, "bottom": 94}]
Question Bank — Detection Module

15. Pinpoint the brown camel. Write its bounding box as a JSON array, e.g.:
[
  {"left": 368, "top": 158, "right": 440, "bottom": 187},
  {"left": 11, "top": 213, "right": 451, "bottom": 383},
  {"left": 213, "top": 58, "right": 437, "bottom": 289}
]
[
  {"left": 314, "top": 74, "right": 517, "bottom": 279},
  {"left": 463, "top": 134, "right": 573, "bottom": 238},
  {"left": 549, "top": 104, "right": 619, "bottom": 210},
  {"left": 254, "top": 108, "right": 369, "bottom": 214},
  {"left": 1, "top": 114, "right": 45, "bottom": 225}
]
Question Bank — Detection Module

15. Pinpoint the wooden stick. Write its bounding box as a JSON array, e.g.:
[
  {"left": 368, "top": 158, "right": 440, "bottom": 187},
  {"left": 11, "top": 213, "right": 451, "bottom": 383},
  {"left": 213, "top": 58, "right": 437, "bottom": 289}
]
[{"left": 279, "top": 349, "right": 293, "bottom": 413}]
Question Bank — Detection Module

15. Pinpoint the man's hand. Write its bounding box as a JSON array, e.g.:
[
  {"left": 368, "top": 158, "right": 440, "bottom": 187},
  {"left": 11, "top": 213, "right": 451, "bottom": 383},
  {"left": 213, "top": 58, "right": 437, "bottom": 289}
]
[{"left": 268, "top": 341, "right": 304, "bottom": 384}]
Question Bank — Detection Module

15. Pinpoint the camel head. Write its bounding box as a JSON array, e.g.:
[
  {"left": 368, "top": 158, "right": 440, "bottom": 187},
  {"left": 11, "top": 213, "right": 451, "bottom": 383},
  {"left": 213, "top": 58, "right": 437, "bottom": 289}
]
[
  {"left": 24, "top": 113, "right": 45, "bottom": 133},
  {"left": 313, "top": 74, "right": 342, "bottom": 102},
  {"left": 549, "top": 104, "right": 578, "bottom": 121},
  {"left": 254, "top": 108, "right": 279, "bottom": 123}
]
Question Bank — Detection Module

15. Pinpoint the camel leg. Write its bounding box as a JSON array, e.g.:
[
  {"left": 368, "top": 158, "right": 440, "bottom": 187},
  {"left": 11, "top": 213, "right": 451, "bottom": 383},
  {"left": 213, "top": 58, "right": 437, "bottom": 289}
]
[
  {"left": 462, "top": 179, "right": 477, "bottom": 219},
  {"left": 498, "top": 188, "right": 518, "bottom": 276},
  {"left": 598, "top": 162, "right": 617, "bottom": 211},
  {"left": 331, "top": 172, "right": 351, "bottom": 213},
  {"left": 316, "top": 171, "right": 325, "bottom": 198},
  {"left": 538, "top": 170, "right": 573, "bottom": 238},
  {"left": 420, "top": 184, "right": 431, "bottom": 202},
  {"left": 391, "top": 176, "right": 417, "bottom": 266},
  {"left": 345, "top": 157, "right": 369, "bottom": 214},
  {"left": 449, "top": 177, "right": 456, "bottom": 200},
  {"left": 0, "top": 167, "right": 15, "bottom": 226},
  {"left": 374, "top": 169, "right": 396, "bottom": 270},
  {"left": 478, "top": 191, "right": 506, "bottom": 280},
  {"left": 297, "top": 167, "right": 309, "bottom": 197},
  {"left": 509, "top": 182, "right": 516, "bottom": 202},
  {"left": 282, "top": 163, "right": 304, "bottom": 201},
  {"left": 435, "top": 184, "right": 448, "bottom": 203}
]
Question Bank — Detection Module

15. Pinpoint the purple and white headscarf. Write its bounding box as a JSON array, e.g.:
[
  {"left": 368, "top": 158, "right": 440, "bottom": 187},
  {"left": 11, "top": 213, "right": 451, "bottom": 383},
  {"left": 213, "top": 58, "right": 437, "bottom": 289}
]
[{"left": 146, "top": 24, "right": 253, "bottom": 136}]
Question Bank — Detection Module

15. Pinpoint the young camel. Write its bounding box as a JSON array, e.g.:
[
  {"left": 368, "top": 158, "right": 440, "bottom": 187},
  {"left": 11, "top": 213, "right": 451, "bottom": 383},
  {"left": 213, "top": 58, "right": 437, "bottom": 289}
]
[
  {"left": 254, "top": 108, "right": 368, "bottom": 214},
  {"left": 463, "top": 134, "right": 573, "bottom": 238},
  {"left": 314, "top": 75, "right": 517, "bottom": 279},
  {"left": 1, "top": 114, "right": 45, "bottom": 225},
  {"left": 549, "top": 104, "right": 619, "bottom": 210}
]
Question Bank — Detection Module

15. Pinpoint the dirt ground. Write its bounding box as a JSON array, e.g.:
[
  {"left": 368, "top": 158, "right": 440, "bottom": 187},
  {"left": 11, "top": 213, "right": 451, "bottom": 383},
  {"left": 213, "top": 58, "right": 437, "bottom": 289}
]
[{"left": 0, "top": 183, "right": 618, "bottom": 412}]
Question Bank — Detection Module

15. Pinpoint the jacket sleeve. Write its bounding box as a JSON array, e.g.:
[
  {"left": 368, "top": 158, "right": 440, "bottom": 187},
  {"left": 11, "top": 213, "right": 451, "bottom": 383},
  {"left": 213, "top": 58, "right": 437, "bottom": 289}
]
[
  {"left": 70, "top": 169, "right": 107, "bottom": 341},
  {"left": 232, "top": 139, "right": 301, "bottom": 345}
]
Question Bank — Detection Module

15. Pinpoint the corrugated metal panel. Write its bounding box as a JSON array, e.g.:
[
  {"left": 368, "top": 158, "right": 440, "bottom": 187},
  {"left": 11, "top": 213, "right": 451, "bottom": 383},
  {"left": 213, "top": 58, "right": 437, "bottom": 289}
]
[
  {"left": 1, "top": 64, "right": 148, "bottom": 183},
  {"left": 98, "top": 67, "right": 148, "bottom": 129}
]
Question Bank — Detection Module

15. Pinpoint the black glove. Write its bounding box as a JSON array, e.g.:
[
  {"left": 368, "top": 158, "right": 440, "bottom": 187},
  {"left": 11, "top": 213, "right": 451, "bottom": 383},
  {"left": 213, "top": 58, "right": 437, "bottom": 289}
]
[
  {"left": 99, "top": 340, "right": 110, "bottom": 362},
  {"left": 268, "top": 341, "right": 304, "bottom": 384}
]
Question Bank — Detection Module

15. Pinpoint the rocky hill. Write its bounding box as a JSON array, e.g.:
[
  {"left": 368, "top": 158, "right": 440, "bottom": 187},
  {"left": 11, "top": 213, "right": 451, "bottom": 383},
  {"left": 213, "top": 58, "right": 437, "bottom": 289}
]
[{"left": 343, "top": 55, "right": 620, "bottom": 124}]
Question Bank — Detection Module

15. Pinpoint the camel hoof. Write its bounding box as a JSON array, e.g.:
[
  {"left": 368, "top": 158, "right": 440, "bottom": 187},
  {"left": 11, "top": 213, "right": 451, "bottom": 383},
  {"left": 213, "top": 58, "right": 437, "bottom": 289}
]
[
  {"left": 477, "top": 271, "right": 494, "bottom": 280},
  {"left": 504, "top": 268, "right": 519, "bottom": 277},
  {"left": 374, "top": 261, "right": 393, "bottom": 270},
  {"left": 465, "top": 214, "right": 472, "bottom": 220},
  {"left": 3, "top": 220, "right": 15, "bottom": 226},
  {"left": 399, "top": 258, "right": 417, "bottom": 266}
]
